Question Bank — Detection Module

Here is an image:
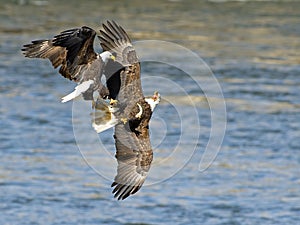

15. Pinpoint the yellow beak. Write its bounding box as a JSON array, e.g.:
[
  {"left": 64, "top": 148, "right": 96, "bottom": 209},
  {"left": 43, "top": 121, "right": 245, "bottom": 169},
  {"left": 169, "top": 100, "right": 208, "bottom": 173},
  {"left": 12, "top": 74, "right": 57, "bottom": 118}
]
[{"left": 110, "top": 55, "right": 116, "bottom": 61}]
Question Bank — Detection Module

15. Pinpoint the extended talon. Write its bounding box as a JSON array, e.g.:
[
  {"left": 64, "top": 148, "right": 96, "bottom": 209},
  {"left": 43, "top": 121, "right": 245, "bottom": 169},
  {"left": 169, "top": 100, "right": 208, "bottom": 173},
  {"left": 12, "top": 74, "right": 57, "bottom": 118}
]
[
  {"left": 121, "top": 118, "right": 128, "bottom": 124},
  {"left": 110, "top": 99, "right": 118, "bottom": 105},
  {"left": 135, "top": 103, "right": 143, "bottom": 119}
]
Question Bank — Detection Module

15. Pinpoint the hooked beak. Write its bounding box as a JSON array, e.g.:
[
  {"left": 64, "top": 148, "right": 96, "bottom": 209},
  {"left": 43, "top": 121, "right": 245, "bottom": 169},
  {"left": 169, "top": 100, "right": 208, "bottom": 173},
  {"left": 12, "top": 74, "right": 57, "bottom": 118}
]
[
  {"left": 110, "top": 55, "right": 116, "bottom": 61},
  {"left": 152, "top": 91, "right": 160, "bottom": 101}
]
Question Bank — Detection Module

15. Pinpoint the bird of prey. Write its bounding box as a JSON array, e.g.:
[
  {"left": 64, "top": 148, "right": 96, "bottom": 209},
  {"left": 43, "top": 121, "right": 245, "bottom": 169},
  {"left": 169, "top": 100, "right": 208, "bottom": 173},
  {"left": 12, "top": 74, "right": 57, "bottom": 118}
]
[
  {"left": 22, "top": 21, "right": 160, "bottom": 200},
  {"left": 22, "top": 26, "right": 115, "bottom": 103}
]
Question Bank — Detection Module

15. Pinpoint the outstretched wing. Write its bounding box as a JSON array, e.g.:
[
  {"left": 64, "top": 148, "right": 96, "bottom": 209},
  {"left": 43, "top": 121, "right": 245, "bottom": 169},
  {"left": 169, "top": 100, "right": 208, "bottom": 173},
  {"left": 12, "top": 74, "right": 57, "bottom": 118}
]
[
  {"left": 99, "top": 21, "right": 154, "bottom": 200},
  {"left": 112, "top": 122, "right": 153, "bottom": 200},
  {"left": 99, "top": 20, "right": 143, "bottom": 101},
  {"left": 22, "top": 26, "right": 102, "bottom": 83},
  {"left": 22, "top": 26, "right": 109, "bottom": 101}
]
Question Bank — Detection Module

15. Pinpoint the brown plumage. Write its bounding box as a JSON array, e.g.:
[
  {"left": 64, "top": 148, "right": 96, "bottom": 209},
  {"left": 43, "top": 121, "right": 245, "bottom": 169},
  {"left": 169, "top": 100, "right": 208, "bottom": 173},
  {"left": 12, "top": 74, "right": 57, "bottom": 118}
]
[
  {"left": 100, "top": 21, "right": 159, "bottom": 200},
  {"left": 22, "top": 21, "right": 160, "bottom": 200},
  {"left": 22, "top": 26, "right": 110, "bottom": 100}
]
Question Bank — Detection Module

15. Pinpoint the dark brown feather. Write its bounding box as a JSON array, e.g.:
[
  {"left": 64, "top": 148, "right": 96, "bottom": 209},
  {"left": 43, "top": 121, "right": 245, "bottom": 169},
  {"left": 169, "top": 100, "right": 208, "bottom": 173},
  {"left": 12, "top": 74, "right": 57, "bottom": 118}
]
[
  {"left": 99, "top": 21, "right": 138, "bottom": 66},
  {"left": 23, "top": 21, "right": 157, "bottom": 200},
  {"left": 22, "top": 26, "right": 100, "bottom": 82},
  {"left": 99, "top": 21, "right": 155, "bottom": 200},
  {"left": 112, "top": 119, "right": 153, "bottom": 200}
]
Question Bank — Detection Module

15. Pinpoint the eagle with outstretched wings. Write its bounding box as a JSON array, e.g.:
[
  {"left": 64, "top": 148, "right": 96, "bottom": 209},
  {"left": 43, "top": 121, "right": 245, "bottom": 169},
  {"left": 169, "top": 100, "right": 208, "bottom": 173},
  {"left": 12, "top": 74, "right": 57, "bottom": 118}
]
[
  {"left": 22, "top": 26, "right": 116, "bottom": 102},
  {"left": 22, "top": 21, "right": 160, "bottom": 200}
]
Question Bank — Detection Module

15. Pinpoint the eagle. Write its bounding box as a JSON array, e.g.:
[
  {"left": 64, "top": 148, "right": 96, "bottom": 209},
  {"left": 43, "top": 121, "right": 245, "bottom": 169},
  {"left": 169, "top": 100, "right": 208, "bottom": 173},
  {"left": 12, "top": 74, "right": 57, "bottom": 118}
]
[{"left": 22, "top": 21, "right": 160, "bottom": 200}]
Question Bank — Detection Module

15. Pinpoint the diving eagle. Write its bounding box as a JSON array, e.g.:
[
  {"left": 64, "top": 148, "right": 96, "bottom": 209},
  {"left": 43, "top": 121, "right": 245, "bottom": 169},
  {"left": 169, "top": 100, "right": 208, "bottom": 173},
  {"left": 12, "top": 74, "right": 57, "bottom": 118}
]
[{"left": 22, "top": 21, "right": 160, "bottom": 200}]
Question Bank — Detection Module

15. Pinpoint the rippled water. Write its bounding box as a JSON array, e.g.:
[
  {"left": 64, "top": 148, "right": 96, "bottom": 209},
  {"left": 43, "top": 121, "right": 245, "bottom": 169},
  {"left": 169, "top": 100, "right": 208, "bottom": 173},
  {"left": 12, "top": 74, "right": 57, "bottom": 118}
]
[{"left": 1, "top": 0, "right": 300, "bottom": 224}]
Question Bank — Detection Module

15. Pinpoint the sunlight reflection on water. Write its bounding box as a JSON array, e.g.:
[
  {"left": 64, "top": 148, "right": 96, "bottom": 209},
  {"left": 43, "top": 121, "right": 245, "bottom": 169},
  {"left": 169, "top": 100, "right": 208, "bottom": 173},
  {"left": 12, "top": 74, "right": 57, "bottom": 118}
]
[{"left": 1, "top": 0, "right": 300, "bottom": 224}]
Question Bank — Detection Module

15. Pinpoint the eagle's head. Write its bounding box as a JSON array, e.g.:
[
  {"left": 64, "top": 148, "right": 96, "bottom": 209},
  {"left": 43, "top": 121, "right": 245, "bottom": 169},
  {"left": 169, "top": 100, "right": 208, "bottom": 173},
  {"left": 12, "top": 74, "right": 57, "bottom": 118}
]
[
  {"left": 145, "top": 91, "right": 160, "bottom": 112},
  {"left": 100, "top": 51, "right": 116, "bottom": 64}
]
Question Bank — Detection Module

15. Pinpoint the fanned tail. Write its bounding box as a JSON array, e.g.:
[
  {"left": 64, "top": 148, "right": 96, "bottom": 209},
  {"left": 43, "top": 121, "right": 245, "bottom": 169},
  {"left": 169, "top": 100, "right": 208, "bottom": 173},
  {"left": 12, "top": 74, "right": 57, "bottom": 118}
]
[{"left": 91, "top": 99, "right": 118, "bottom": 133}]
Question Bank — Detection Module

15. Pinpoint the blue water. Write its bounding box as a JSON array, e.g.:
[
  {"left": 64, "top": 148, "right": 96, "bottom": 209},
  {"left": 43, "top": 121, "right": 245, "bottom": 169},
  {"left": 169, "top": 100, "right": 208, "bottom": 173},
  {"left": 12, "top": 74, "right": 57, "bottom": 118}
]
[{"left": 1, "top": 0, "right": 300, "bottom": 224}]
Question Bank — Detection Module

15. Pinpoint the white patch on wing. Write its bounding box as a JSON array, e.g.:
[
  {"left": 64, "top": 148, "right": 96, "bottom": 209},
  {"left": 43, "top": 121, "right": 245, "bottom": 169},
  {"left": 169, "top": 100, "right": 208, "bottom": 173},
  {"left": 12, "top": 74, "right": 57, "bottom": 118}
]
[
  {"left": 135, "top": 103, "right": 143, "bottom": 118},
  {"left": 61, "top": 80, "right": 94, "bottom": 103}
]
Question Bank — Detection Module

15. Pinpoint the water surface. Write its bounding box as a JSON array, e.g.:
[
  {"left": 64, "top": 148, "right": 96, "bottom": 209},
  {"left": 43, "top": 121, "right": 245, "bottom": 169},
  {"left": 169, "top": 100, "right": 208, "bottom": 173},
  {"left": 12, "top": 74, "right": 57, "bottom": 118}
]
[{"left": 0, "top": 0, "right": 300, "bottom": 224}]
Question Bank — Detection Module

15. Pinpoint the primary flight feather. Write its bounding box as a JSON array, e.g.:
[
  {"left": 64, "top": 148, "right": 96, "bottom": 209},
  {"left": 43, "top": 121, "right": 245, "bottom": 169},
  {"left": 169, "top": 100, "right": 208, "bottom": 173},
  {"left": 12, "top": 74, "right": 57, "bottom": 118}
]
[{"left": 22, "top": 21, "right": 160, "bottom": 200}]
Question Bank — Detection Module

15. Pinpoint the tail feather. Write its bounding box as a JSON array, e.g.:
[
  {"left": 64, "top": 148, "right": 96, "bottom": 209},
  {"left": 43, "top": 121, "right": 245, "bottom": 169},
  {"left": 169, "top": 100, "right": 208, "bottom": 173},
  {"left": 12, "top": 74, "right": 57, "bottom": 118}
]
[
  {"left": 92, "top": 114, "right": 118, "bottom": 133},
  {"left": 91, "top": 99, "right": 118, "bottom": 133},
  {"left": 61, "top": 80, "right": 94, "bottom": 103}
]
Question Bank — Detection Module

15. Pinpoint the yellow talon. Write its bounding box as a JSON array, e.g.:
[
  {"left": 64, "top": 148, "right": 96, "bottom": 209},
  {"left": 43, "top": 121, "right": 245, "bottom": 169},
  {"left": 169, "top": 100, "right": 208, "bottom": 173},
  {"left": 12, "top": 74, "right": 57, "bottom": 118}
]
[
  {"left": 110, "top": 99, "right": 118, "bottom": 105},
  {"left": 121, "top": 118, "right": 128, "bottom": 124}
]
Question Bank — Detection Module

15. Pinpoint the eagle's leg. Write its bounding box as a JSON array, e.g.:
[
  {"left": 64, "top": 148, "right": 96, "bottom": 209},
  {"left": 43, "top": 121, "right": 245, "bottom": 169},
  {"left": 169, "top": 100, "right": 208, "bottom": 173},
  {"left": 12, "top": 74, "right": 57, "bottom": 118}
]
[{"left": 135, "top": 103, "right": 143, "bottom": 119}]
